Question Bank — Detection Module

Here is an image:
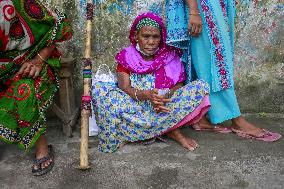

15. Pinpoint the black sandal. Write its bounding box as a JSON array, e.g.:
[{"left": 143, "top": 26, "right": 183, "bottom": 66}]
[{"left": 32, "top": 145, "right": 54, "bottom": 176}]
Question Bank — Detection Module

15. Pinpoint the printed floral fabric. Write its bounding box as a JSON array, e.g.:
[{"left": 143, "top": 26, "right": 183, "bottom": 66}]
[{"left": 92, "top": 73, "right": 210, "bottom": 153}]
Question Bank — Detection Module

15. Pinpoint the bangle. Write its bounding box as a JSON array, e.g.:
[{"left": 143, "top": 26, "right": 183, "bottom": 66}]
[
  {"left": 190, "top": 12, "right": 200, "bottom": 16},
  {"left": 134, "top": 89, "right": 140, "bottom": 101},
  {"left": 37, "top": 53, "right": 47, "bottom": 63}
]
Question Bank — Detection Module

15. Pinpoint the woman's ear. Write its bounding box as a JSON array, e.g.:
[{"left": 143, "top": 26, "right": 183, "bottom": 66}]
[{"left": 134, "top": 31, "right": 138, "bottom": 42}]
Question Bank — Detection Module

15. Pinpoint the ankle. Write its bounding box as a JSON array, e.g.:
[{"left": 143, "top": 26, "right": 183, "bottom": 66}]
[{"left": 167, "top": 129, "right": 185, "bottom": 140}]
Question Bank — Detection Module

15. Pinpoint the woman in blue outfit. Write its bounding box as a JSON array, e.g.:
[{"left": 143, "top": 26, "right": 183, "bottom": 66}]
[{"left": 165, "top": 0, "right": 281, "bottom": 141}]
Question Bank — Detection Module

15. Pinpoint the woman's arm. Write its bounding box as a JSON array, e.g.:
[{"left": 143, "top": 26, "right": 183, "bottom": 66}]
[
  {"left": 185, "top": 0, "right": 199, "bottom": 12},
  {"left": 117, "top": 72, "right": 170, "bottom": 112},
  {"left": 185, "top": 0, "right": 203, "bottom": 37},
  {"left": 117, "top": 72, "right": 152, "bottom": 101}
]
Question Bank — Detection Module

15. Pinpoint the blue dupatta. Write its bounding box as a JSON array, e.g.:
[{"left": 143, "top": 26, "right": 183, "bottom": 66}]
[{"left": 166, "top": 0, "right": 236, "bottom": 92}]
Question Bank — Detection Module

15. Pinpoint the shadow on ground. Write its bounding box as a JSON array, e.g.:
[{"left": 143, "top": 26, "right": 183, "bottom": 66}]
[{"left": 1, "top": 115, "right": 284, "bottom": 189}]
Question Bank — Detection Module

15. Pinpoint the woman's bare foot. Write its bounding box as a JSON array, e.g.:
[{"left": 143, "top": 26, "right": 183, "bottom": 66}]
[
  {"left": 167, "top": 129, "right": 198, "bottom": 151},
  {"left": 231, "top": 116, "right": 264, "bottom": 136}
]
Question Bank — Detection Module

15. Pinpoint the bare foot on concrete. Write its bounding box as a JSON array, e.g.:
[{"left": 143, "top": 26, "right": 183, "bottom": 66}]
[{"left": 167, "top": 129, "right": 198, "bottom": 151}]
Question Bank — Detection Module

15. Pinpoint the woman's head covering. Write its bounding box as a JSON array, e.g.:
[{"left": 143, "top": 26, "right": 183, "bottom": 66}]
[
  {"left": 129, "top": 12, "right": 168, "bottom": 50},
  {"left": 116, "top": 12, "right": 185, "bottom": 89},
  {"left": 135, "top": 17, "right": 160, "bottom": 31}
]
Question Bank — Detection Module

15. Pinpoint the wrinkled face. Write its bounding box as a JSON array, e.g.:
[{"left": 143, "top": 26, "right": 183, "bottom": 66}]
[{"left": 135, "top": 26, "right": 161, "bottom": 56}]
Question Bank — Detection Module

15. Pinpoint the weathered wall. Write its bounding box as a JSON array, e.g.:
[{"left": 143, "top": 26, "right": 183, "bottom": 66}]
[
  {"left": 234, "top": 1, "right": 284, "bottom": 113},
  {"left": 50, "top": 0, "right": 283, "bottom": 114}
]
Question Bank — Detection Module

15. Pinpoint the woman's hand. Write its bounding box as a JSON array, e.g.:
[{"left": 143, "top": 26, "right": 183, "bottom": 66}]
[
  {"left": 146, "top": 89, "right": 171, "bottom": 113},
  {"left": 17, "top": 45, "right": 55, "bottom": 78},
  {"left": 17, "top": 57, "right": 44, "bottom": 79},
  {"left": 188, "top": 14, "right": 202, "bottom": 37}
]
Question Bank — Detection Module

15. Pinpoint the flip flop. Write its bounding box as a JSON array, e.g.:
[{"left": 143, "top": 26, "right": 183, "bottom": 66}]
[
  {"left": 192, "top": 124, "right": 232, "bottom": 134},
  {"left": 156, "top": 136, "right": 168, "bottom": 143},
  {"left": 140, "top": 138, "right": 156, "bottom": 145},
  {"left": 231, "top": 128, "right": 282, "bottom": 142},
  {"left": 32, "top": 145, "right": 54, "bottom": 176}
]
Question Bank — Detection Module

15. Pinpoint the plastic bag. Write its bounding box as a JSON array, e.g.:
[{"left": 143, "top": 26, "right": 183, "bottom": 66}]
[
  {"left": 89, "top": 64, "right": 117, "bottom": 136},
  {"left": 93, "top": 63, "right": 117, "bottom": 83}
]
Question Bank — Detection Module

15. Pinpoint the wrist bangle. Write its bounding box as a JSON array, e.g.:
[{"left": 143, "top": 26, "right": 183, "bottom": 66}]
[
  {"left": 190, "top": 13, "right": 200, "bottom": 16},
  {"left": 134, "top": 89, "right": 140, "bottom": 101},
  {"left": 190, "top": 10, "right": 200, "bottom": 15},
  {"left": 37, "top": 53, "right": 47, "bottom": 63}
]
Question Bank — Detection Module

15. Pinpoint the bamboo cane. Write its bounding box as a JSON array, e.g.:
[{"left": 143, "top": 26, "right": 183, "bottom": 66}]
[{"left": 79, "top": 0, "right": 93, "bottom": 170}]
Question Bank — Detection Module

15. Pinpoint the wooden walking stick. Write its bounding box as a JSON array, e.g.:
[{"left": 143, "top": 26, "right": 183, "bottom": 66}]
[{"left": 79, "top": 0, "right": 94, "bottom": 170}]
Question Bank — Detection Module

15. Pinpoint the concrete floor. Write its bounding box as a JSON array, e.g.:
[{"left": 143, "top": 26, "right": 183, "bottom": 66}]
[{"left": 0, "top": 114, "right": 284, "bottom": 189}]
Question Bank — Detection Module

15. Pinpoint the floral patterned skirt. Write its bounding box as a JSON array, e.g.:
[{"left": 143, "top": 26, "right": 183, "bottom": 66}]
[{"left": 92, "top": 74, "right": 210, "bottom": 153}]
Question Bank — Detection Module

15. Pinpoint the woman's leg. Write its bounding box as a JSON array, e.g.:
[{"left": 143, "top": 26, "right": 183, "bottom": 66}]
[
  {"left": 32, "top": 136, "right": 53, "bottom": 170},
  {"left": 167, "top": 129, "right": 198, "bottom": 151}
]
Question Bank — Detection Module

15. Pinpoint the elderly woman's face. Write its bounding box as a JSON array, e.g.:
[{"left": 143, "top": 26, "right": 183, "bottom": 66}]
[{"left": 135, "top": 26, "right": 161, "bottom": 56}]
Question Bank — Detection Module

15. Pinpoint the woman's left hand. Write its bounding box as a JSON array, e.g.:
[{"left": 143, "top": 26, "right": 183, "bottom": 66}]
[{"left": 17, "top": 58, "right": 43, "bottom": 78}]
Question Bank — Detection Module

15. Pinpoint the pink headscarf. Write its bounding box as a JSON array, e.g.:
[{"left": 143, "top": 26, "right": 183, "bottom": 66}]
[{"left": 115, "top": 12, "right": 186, "bottom": 89}]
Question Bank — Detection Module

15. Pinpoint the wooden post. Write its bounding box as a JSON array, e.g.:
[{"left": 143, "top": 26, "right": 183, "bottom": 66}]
[{"left": 79, "top": 0, "right": 93, "bottom": 170}]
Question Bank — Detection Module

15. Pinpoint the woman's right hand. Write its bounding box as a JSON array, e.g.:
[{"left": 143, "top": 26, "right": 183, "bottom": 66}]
[
  {"left": 188, "top": 14, "right": 203, "bottom": 37},
  {"left": 146, "top": 89, "right": 171, "bottom": 113},
  {"left": 17, "top": 58, "right": 44, "bottom": 79}
]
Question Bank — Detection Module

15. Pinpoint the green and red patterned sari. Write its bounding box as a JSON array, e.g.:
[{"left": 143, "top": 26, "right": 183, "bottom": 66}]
[{"left": 0, "top": 0, "right": 72, "bottom": 150}]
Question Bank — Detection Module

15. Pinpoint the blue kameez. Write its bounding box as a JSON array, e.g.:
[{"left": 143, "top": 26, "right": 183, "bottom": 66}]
[{"left": 166, "top": 0, "right": 241, "bottom": 124}]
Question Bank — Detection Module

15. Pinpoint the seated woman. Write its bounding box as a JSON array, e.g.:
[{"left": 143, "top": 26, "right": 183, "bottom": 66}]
[
  {"left": 0, "top": 0, "right": 72, "bottom": 176},
  {"left": 93, "top": 12, "right": 210, "bottom": 153}
]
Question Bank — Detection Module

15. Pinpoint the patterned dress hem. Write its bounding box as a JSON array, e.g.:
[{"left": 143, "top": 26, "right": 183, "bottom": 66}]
[{"left": 161, "top": 95, "right": 210, "bottom": 134}]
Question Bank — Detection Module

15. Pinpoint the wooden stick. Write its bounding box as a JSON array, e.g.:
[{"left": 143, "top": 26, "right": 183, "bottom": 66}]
[{"left": 79, "top": 0, "right": 93, "bottom": 170}]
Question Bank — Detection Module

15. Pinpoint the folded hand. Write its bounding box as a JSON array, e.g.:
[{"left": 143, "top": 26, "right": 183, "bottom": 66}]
[
  {"left": 17, "top": 58, "right": 43, "bottom": 79},
  {"left": 148, "top": 89, "right": 172, "bottom": 113}
]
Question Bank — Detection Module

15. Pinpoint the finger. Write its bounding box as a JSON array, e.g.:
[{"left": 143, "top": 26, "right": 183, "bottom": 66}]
[
  {"left": 188, "top": 24, "right": 192, "bottom": 35},
  {"left": 158, "top": 106, "right": 171, "bottom": 113},
  {"left": 153, "top": 88, "right": 158, "bottom": 94},
  {"left": 156, "top": 95, "right": 171, "bottom": 101},
  {"left": 33, "top": 68, "right": 41, "bottom": 78},
  {"left": 159, "top": 109, "right": 171, "bottom": 113},
  {"left": 192, "top": 139, "right": 199, "bottom": 148},
  {"left": 194, "top": 25, "right": 201, "bottom": 36},
  {"left": 155, "top": 95, "right": 165, "bottom": 100},
  {"left": 153, "top": 100, "right": 164, "bottom": 106},
  {"left": 154, "top": 107, "right": 160, "bottom": 113},
  {"left": 23, "top": 66, "right": 32, "bottom": 77},
  {"left": 154, "top": 95, "right": 164, "bottom": 102},
  {"left": 162, "top": 98, "right": 172, "bottom": 103},
  {"left": 192, "top": 25, "right": 199, "bottom": 36},
  {"left": 29, "top": 66, "right": 36, "bottom": 78},
  {"left": 189, "top": 24, "right": 195, "bottom": 36},
  {"left": 198, "top": 26, "right": 202, "bottom": 35},
  {"left": 17, "top": 64, "right": 27, "bottom": 75}
]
